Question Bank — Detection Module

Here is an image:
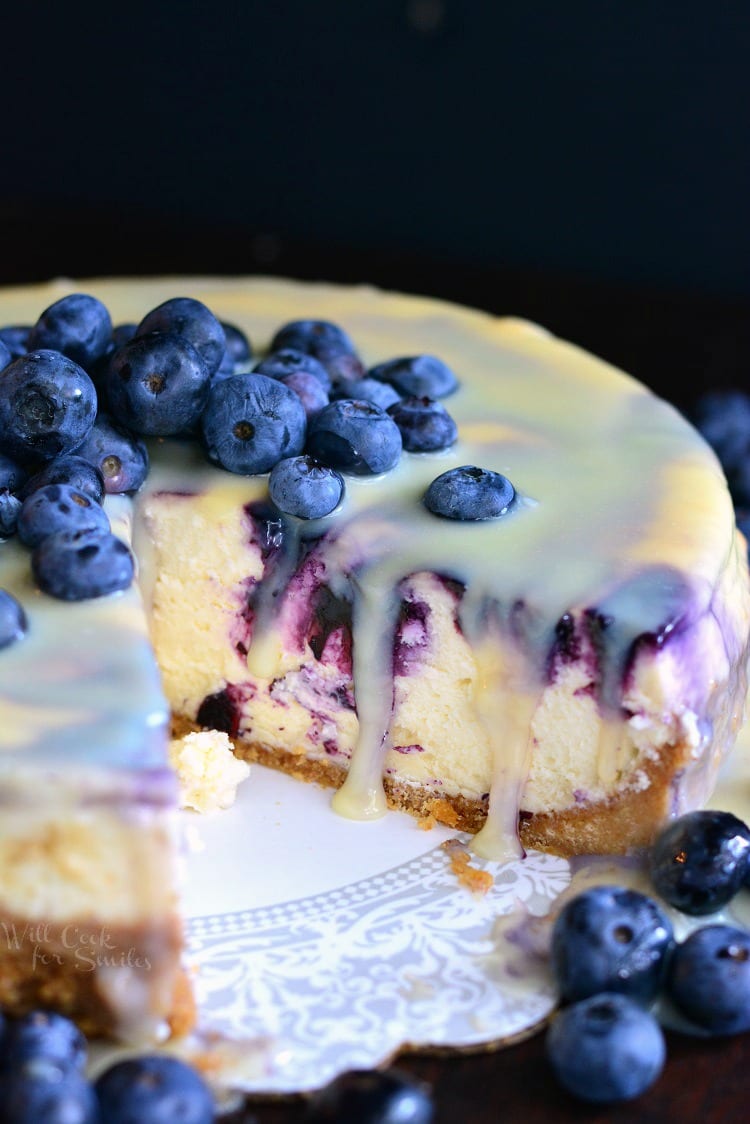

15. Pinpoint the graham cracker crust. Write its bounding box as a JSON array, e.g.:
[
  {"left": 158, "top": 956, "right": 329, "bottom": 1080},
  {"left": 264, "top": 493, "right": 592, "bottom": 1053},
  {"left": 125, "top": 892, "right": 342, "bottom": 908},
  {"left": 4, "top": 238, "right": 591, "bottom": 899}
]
[
  {"left": 173, "top": 714, "right": 691, "bottom": 856},
  {"left": 0, "top": 911, "right": 189, "bottom": 1040}
]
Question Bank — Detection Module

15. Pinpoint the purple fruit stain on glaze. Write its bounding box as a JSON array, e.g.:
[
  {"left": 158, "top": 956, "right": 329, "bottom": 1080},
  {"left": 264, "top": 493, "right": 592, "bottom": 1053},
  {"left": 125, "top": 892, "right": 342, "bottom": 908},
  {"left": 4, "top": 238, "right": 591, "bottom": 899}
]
[
  {"left": 392, "top": 743, "right": 424, "bottom": 754},
  {"left": 551, "top": 612, "right": 580, "bottom": 666},
  {"left": 393, "top": 597, "right": 430, "bottom": 677},
  {"left": 308, "top": 584, "right": 353, "bottom": 668},
  {"left": 323, "top": 739, "right": 340, "bottom": 756},
  {"left": 245, "top": 499, "right": 285, "bottom": 563},
  {"left": 330, "top": 682, "right": 355, "bottom": 710},
  {"left": 196, "top": 684, "right": 247, "bottom": 739}
]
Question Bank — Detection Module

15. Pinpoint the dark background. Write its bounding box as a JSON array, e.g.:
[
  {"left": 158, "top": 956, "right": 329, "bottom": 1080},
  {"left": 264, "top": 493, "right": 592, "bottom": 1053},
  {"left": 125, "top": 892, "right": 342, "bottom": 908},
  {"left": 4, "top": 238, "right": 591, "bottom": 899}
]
[{"left": 2, "top": 3, "right": 749, "bottom": 405}]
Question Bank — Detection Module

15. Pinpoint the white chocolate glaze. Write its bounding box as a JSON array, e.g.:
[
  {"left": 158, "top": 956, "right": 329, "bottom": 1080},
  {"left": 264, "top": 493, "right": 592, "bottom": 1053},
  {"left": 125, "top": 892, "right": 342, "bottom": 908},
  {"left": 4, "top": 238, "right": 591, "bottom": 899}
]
[{"left": 0, "top": 277, "right": 748, "bottom": 867}]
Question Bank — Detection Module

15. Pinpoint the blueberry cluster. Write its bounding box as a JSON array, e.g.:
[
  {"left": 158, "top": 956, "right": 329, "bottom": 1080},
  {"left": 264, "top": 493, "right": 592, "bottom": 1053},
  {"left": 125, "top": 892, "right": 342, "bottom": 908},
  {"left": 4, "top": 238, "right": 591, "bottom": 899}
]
[
  {"left": 0, "top": 1009, "right": 214, "bottom": 1122},
  {"left": 0, "top": 290, "right": 518, "bottom": 628},
  {"left": 546, "top": 809, "right": 750, "bottom": 1104}
]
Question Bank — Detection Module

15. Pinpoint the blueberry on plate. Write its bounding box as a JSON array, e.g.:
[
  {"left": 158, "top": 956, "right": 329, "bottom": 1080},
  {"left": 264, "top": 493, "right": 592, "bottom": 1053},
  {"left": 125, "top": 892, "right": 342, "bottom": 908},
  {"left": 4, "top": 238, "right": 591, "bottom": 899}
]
[
  {"left": 18, "top": 483, "right": 110, "bottom": 548},
  {"left": 20, "top": 454, "right": 105, "bottom": 505},
  {"left": 666, "top": 924, "right": 750, "bottom": 1034},
  {"left": 0, "top": 491, "right": 22, "bottom": 537},
  {"left": 94, "top": 1054, "right": 214, "bottom": 1124},
  {"left": 307, "top": 399, "right": 402, "bottom": 476},
  {"left": 546, "top": 992, "right": 665, "bottom": 1104},
  {"left": 1, "top": 1010, "right": 87, "bottom": 1074},
  {"left": 332, "top": 376, "right": 401, "bottom": 411},
  {"left": 0, "top": 589, "right": 27, "bottom": 649},
  {"left": 369, "top": 355, "right": 459, "bottom": 399},
  {"left": 550, "top": 885, "right": 674, "bottom": 1004},
  {"left": 649, "top": 809, "right": 750, "bottom": 914},
  {"left": 387, "top": 395, "right": 458, "bottom": 453},
  {"left": 28, "top": 293, "right": 113, "bottom": 372},
  {"left": 105, "top": 332, "right": 211, "bottom": 436},
  {"left": 304, "top": 1067, "right": 434, "bottom": 1123},
  {"left": 74, "top": 413, "right": 149, "bottom": 495},
  {"left": 270, "top": 320, "right": 364, "bottom": 383},
  {"left": 0, "top": 323, "right": 31, "bottom": 360},
  {"left": 32, "top": 527, "right": 135, "bottom": 601},
  {"left": 269, "top": 456, "right": 344, "bottom": 519},
  {"left": 0, "top": 349, "right": 98, "bottom": 464},
  {"left": 424, "top": 465, "right": 515, "bottom": 520},
  {"left": 254, "top": 348, "right": 332, "bottom": 392},
  {"left": 0, "top": 1065, "right": 98, "bottom": 1124},
  {"left": 201, "top": 372, "right": 306, "bottom": 474},
  {"left": 136, "top": 296, "right": 226, "bottom": 378}
]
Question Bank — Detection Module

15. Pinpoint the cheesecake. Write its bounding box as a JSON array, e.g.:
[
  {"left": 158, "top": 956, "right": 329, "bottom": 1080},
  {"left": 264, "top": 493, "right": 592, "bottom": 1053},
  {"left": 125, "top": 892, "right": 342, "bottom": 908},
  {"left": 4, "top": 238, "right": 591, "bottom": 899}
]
[{"left": 0, "top": 275, "right": 748, "bottom": 1042}]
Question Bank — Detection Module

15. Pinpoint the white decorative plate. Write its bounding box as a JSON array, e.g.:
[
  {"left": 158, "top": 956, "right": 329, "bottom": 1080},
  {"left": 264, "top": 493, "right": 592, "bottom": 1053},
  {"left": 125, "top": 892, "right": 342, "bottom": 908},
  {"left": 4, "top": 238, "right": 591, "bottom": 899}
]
[{"left": 181, "top": 765, "right": 570, "bottom": 1094}]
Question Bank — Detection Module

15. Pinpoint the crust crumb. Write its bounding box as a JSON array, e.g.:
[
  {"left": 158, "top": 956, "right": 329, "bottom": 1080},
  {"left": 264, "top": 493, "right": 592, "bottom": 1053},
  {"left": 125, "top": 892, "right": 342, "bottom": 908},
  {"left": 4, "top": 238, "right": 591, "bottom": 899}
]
[
  {"left": 442, "top": 839, "right": 494, "bottom": 894},
  {"left": 427, "top": 798, "right": 461, "bottom": 827}
]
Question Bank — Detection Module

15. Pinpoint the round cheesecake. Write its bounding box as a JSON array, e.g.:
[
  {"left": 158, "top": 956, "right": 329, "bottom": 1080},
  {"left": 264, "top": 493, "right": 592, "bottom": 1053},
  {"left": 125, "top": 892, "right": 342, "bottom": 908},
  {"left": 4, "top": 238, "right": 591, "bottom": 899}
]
[{"left": 0, "top": 276, "right": 748, "bottom": 1039}]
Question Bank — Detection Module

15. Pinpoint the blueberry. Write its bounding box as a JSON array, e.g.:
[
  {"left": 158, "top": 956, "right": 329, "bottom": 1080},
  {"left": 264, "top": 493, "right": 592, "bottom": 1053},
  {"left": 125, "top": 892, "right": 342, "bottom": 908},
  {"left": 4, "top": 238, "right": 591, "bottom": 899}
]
[
  {"left": 550, "top": 885, "right": 674, "bottom": 1004},
  {"left": 74, "top": 413, "right": 149, "bottom": 494},
  {"left": 221, "top": 320, "right": 253, "bottom": 365},
  {"left": 369, "top": 355, "right": 459, "bottom": 399},
  {"left": 270, "top": 320, "right": 364, "bottom": 383},
  {"left": 105, "top": 332, "right": 211, "bottom": 436},
  {"left": 332, "top": 376, "right": 401, "bottom": 411},
  {"left": 650, "top": 810, "right": 750, "bottom": 914},
  {"left": 0, "top": 589, "right": 27, "bottom": 649},
  {"left": 546, "top": 992, "right": 665, "bottom": 1104},
  {"left": 692, "top": 389, "right": 750, "bottom": 467},
  {"left": 666, "top": 924, "right": 750, "bottom": 1034},
  {"left": 307, "top": 399, "right": 402, "bottom": 476},
  {"left": 0, "top": 1066, "right": 98, "bottom": 1124},
  {"left": 212, "top": 347, "right": 236, "bottom": 381},
  {"left": 0, "top": 490, "right": 22, "bottom": 537},
  {"left": 32, "top": 528, "right": 134, "bottom": 601},
  {"left": 18, "top": 483, "right": 110, "bottom": 548},
  {"left": 0, "top": 452, "right": 29, "bottom": 494},
  {"left": 254, "top": 348, "right": 332, "bottom": 392},
  {"left": 387, "top": 395, "right": 458, "bottom": 453},
  {"left": 0, "top": 337, "right": 11, "bottom": 371},
  {"left": 1, "top": 1010, "right": 87, "bottom": 1074},
  {"left": 112, "top": 322, "right": 137, "bottom": 348},
  {"left": 0, "top": 324, "right": 31, "bottom": 360},
  {"left": 280, "top": 370, "right": 330, "bottom": 418},
  {"left": 94, "top": 1054, "right": 214, "bottom": 1124},
  {"left": 424, "top": 465, "right": 515, "bottom": 520},
  {"left": 136, "top": 296, "right": 226, "bottom": 377},
  {"left": 269, "top": 456, "right": 344, "bottom": 519},
  {"left": 0, "top": 350, "right": 97, "bottom": 464},
  {"left": 20, "top": 454, "right": 105, "bottom": 505},
  {"left": 28, "top": 293, "right": 113, "bottom": 371},
  {"left": 201, "top": 372, "right": 306, "bottom": 474},
  {"left": 304, "top": 1067, "right": 434, "bottom": 1123}
]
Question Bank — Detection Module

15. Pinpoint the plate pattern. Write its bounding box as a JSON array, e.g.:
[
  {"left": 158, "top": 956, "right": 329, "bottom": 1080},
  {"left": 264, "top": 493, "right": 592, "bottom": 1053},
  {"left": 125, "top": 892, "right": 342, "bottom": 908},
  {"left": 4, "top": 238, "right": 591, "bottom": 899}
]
[{"left": 186, "top": 841, "right": 569, "bottom": 1093}]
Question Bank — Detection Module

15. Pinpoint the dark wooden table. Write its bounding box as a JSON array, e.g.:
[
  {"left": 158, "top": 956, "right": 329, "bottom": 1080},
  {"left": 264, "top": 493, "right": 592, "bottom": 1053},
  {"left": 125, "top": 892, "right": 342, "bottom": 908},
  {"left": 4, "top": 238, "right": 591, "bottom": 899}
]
[
  {"left": 226, "top": 1026, "right": 750, "bottom": 1122},
  {"left": 4, "top": 214, "right": 750, "bottom": 1122}
]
